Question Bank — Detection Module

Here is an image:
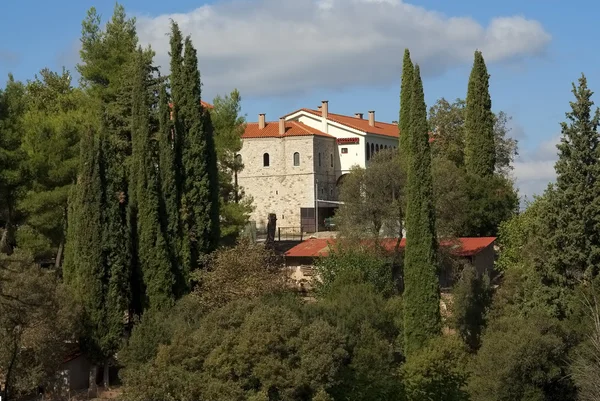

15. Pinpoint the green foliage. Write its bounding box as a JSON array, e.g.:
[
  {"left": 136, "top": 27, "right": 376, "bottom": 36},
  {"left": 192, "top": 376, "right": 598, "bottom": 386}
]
[
  {"left": 469, "top": 313, "right": 577, "bottom": 401},
  {"left": 429, "top": 97, "right": 517, "bottom": 176},
  {"left": 462, "top": 172, "right": 519, "bottom": 237},
  {"left": 210, "top": 89, "right": 253, "bottom": 244},
  {"left": 0, "top": 251, "right": 78, "bottom": 400},
  {"left": 336, "top": 149, "right": 406, "bottom": 240},
  {"left": 130, "top": 50, "right": 175, "bottom": 310},
  {"left": 401, "top": 335, "right": 470, "bottom": 401},
  {"left": 399, "top": 49, "right": 414, "bottom": 165},
  {"left": 464, "top": 50, "right": 496, "bottom": 177},
  {"left": 431, "top": 156, "right": 469, "bottom": 236},
  {"left": 542, "top": 74, "right": 600, "bottom": 285},
  {"left": 403, "top": 64, "right": 441, "bottom": 355},
  {"left": 18, "top": 69, "right": 86, "bottom": 262},
  {"left": 122, "top": 299, "right": 347, "bottom": 401},
  {"left": 173, "top": 27, "right": 220, "bottom": 272},
  {"left": 314, "top": 244, "right": 397, "bottom": 297},
  {"left": 450, "top": 264, "right": 492, "bottom": 352},
  {"left": 0, "top": 75, "right": 26, "bottom": 255}
]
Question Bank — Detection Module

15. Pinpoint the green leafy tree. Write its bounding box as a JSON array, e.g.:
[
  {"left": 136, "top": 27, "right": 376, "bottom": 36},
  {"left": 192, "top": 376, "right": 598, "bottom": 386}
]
[
  {"left": 542, "top": 74, "right": 600, "bottom": 285},
  {"left": 18, "top": 69, "right": 86, "bottom": 264},
  {"left": 429, "top": 97, "right": 517, "bottom": 175},
  {"left": 0, "top": 76, "right": 26, "bottom": 256},
  {"left": 399, "top": 49, "right": 414, "bottom": 165},
  {"left": 0, "top": 251, "right": 78, "bottom": 400},
  {"left": 401, "top": 335, "right": 470, "bottom": 401},
  {"left": 464, "top": 50, "right": 495, "bottom": 177},
  {"left": 403, "top": 65, "right": 441, "bottom": 355},
  {"left": 211, "top": 89, "right": 253, "bottom": 244}
]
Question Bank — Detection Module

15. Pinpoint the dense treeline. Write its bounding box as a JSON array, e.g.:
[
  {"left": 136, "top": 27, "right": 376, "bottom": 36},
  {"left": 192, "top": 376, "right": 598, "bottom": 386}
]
[{"left": 1, "top": 3, "right": 600, "bottom": 401}]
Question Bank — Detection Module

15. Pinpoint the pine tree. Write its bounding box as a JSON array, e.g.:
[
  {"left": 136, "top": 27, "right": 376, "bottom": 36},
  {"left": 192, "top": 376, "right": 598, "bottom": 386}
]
[
  {"left": 464, "top": 51, "right": 495, "bottom": 176},
  {"left": 403, "top": 65, "right": 441, "bottom": 356},
  {"left": 544, "top": 74, "right": 600, "bottom": 288},
  {"left": 399, "top": 49, "right": 414, "bottom": 164},
  {"left": 178, "top": 35, "right": 220, "bottom": 272}
]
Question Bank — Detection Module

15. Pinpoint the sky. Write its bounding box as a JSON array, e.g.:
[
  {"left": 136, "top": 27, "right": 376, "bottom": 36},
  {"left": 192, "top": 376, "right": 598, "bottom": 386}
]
[{"left": 0, "top": 0, "right": 595, "bottom": 201}]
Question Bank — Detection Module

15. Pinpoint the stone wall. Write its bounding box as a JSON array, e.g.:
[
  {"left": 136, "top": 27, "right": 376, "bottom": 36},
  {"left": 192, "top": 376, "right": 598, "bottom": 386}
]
[{"left": 238, "top": 135, "right": 337, "bottom": 229}]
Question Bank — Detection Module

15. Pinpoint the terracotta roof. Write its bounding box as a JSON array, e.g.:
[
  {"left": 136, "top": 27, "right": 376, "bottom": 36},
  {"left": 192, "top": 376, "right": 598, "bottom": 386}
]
[
  {"left": 285, "top": 237, "right": 496, "bottom": 258},
  {"left": 243, "top": 121, "right": 334, "bottom": 139},
  {"left": 297, "top": 109, "right": 399, "bottom": 138},
  {"left": 201, "top": 100, "right": 214, "bottom": 109}
]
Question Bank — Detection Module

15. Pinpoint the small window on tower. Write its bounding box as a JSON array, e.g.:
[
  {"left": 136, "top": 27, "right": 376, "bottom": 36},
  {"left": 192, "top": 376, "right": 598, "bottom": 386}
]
[
  {"left": 341, "top": 148, "right": 348, "bottom": 154},
  {"left": 330, "top": 154, "right": 333, "bottom": 167},
  {"left": 293, "top": 152, "right": 300, "bottom": 166}
]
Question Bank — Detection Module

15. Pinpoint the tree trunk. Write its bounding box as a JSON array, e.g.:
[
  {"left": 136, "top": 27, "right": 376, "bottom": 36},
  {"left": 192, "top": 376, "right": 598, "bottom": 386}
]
[
  {"left": 88, "top": 365, "right": 98, "bottom": 398},
  {"left": 103, "top": 360, "right": 110, "bottom": 389},
  {"left": 3, "top": 334, "right": 19, "bottom": 401},
  {"left": 55, "top": 240, "right": 64, "bottom": 269}
]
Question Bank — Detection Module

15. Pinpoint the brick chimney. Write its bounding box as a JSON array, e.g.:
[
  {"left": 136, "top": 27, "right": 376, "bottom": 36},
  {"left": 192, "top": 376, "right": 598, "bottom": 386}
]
[
  {"left": 368, "top": 110, "right": 375, "bottom": 127},
  {"left": 321, "top": 100, "right": 328, "bottom": 119},
  {"left": 258, "top": 113, "right": 265, "bottom": 129},
  {"left": 355, "top": 113, "right": 363, "bottom": 119},
  {"left": 279, "top": 117, "right": 286, "bottom": 136}
]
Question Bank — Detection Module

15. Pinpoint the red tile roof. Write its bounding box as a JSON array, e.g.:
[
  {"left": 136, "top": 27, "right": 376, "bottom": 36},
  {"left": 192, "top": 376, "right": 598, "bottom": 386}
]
[
  {"left": 297, "top": 108, "right": 400, "bottom": 138},
  {"left": 285, "top": 237, "right": 496, "bottom": 258},
  {"left": 201, "top": 100, "right": 214, "bottom": 109},
  {"left": 243, "top": 121, "right": 334, "bottom": 139}
]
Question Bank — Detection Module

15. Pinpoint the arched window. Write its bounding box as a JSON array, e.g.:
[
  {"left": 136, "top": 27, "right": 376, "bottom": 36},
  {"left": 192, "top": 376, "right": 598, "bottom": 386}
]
[
  {"left": 330, "top": 154, "right": 333, "bottom": 167},
  {"left": 385, "top": 145, "right": 388, "bottom": 150},
  {"left": 371, "top": 143, "right": 374, "bottom": 156},
  {"left": 263, "top": 153, "right": 270, "bottom": 167},
  {"left": 235, "top": 154, "right": 242, "bottom": 165},
  {"left": 293, "top": 152, "right": 300, "bottom": 166},
  {"left": 366, "top": 141, "right": 370, "bottom": 160},
  {"left": 376, "top": 144, "right": 379, "bottom": 153}
]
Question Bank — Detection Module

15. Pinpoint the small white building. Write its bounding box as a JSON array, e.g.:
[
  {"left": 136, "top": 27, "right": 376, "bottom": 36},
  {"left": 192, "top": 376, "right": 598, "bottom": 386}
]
[{"left": 238, "top": 101, "right": 400, "bottom": 231}]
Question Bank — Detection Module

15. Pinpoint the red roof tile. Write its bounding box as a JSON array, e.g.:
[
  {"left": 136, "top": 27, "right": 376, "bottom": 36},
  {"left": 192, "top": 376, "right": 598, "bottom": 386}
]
[
  {"left": 243, "top": 121, "right": 334, "bottom": 139},
  {"left": 285, "top": 237, "right": 496, "bottom": 258},
  {"left": 298, "top": 108, "right": 399, "bottom": 138},
  {"left": 201, "top": 100, "right": 214, "bottom": 109}
]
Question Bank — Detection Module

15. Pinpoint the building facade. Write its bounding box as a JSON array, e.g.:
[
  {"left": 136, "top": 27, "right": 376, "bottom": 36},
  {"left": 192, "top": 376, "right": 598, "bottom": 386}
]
[{"left": 238, "top": 101, "right": 400, "bottom": 231}]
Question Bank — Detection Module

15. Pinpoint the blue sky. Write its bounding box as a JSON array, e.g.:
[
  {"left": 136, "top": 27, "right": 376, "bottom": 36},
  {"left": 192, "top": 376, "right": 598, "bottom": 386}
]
[{"left": 0, "top": 0, "right": 594, "bottom": 199}]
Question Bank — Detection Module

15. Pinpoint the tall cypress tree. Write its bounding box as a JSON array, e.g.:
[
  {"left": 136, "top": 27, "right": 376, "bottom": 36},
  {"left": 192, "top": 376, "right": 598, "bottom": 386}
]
[
  {"left": 131, "top": 49, "right": 175, "bottom": 309},
  {"left": 157, "top": 83, "right": 182, "bottom": 296},
  {"left": 403, "top": 65, "right": 441, "bottom": 356},
  {"left": 399, "top": 49, "right": 414, "bottom": 164},
  {"left": 178, "top": 35, "right": 220, "bottom": 272},
  {"left": 464, "top": 50, "right": 495, "bottom": 176}
]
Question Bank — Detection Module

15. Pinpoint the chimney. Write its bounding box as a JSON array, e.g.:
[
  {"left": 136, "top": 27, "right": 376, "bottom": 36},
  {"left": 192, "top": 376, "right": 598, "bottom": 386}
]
[
  {"left": 355, "top": 113, "right": 363, "bottom": 119},
  {"left": 258, "top": 113, "right": 265, "bottom": 129},
  {"left": 279, "top": 117, "right": 286, "bottom": 136},
  {"left": 321, "top": 100, "right": 328, "bottom": 119},
  {"left": 368, "top": 110, "right": 375, "bottom": 127}
]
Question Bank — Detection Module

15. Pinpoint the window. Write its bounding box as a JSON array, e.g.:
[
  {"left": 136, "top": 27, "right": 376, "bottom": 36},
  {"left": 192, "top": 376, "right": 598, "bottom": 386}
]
[
  {"left": 371, "top": 143, "right": 375, "bottom": 156},
  {"left": 384, "top": 145, "right": 388, "bottom": 150},
  {"left": 235, "top": 154, "right": 242, "bottom": 165},
  {"left": 342, "top": 147, "right": 348, "bottom": 154},
  {"left": 318, "top": 152, "right": 321, "bottom": 167},
  {"left": 293, "top": 152, "right": 300, "bottom": 166},
  {"left": 330, "top": 154, "right": 333, "bottom": 167},
  {"left": 375, "top": 144, "right": 380, "bottom": 153},
  {"left": 263, "top": 153, "right": 270, "bottom": 167},
  {"left": 365, "top": 142, "right": 370, "bottom": 160}
]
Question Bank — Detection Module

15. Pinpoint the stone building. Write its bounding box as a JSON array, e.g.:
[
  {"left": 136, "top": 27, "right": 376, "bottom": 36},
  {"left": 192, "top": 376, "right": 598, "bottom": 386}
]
[{"left": 238, "top": 101, "right": 399, "bottom": 231}]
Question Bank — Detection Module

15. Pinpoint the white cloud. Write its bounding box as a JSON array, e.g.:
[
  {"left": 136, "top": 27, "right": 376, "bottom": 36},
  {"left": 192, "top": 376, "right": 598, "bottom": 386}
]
[
  {"left": 134, "top": 0, "right": 551, "bottom": 98},
  {"left": 512, "top": 135, "right": 559, "bottom": 202}
]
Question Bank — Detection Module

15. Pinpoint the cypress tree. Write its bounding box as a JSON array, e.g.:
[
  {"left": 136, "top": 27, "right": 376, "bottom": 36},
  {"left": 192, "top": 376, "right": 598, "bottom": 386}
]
[
  {"left": 403, "top": 65, "right": 441, "bottom": 356},
  {"left": 464, "top": 50, "right": 495, "bottom": 176},
  {"left": 179, "top": 36, "right": 220, "bottom": 272},
  {"left": 131, "top": 49, "right": 175, "bottom": 309},
  {"left": 399, "top": 49, "right": 414, "bottom": 163},
  {"left": 158, "top": 83, "right": 182, "bottom": 296}
]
